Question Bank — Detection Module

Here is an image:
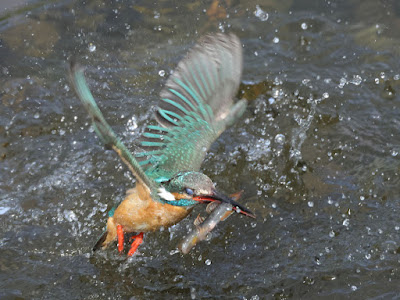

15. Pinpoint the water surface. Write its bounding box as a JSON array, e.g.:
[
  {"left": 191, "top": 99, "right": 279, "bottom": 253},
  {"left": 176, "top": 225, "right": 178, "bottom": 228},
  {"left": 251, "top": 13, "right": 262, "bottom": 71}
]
[{"left": 1, "top": 0, "right": 399, "bottom": 299}]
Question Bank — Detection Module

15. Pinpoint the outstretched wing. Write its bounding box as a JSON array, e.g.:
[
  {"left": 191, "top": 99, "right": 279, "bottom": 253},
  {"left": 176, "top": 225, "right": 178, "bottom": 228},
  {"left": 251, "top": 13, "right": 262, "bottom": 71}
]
[
  {"left": 137, "top": 33, "right": 247, "bottom": 179},
  {"left": 69, "top": 61, "right": 158, "bottom": 195}
]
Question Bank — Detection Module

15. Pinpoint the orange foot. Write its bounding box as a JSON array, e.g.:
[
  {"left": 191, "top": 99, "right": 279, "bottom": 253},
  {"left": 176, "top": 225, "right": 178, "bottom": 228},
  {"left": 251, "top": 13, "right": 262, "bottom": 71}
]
[
  {"left": 127, "top": 232, "right": 144, "bottom": 257},
  {"left": 117, "top": 225, "right": 124, "bottom": 253}
]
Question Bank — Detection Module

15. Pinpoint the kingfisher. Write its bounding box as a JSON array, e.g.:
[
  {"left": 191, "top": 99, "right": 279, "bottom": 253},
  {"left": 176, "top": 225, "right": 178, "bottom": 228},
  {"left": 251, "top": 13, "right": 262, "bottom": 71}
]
[{"left": 69, "top": 33, "right": 255, "bottom": 257}]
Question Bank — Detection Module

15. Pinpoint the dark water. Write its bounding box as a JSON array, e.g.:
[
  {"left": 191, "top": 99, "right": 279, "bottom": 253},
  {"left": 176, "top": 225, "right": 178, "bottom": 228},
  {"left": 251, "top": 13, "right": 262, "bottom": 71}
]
[{"left": 1, "top": 0, "right": 399, "bottom": 299}]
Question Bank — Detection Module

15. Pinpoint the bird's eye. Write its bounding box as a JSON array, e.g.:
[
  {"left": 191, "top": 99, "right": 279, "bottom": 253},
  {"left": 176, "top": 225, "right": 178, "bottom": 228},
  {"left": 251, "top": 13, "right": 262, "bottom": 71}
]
[{"left": 185, "top": 188, "right": 194, "bottom": 195}]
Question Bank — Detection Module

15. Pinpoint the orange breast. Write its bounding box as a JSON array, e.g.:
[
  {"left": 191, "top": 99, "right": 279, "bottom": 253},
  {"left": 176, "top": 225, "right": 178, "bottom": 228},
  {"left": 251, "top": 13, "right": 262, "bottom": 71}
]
[{"left": 112, "top": 183, "right": 192, "bottom": 233}]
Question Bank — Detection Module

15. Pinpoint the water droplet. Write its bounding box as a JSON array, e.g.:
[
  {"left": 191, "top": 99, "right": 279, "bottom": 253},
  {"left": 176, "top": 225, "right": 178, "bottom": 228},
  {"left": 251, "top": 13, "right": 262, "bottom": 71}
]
[
  {"left": 169, "top": 249, "right": 179, "bottom": 255},
  {"left": 63, "top": 210, "right": 77, "bottom": 222},
  {"left": 322, "top": 92, "right": 329, "bottom": 99},
  {"left": 275, "top": 133, "right": 285, "bottom": 144},
  {"left": 273, "top": 37, "right": 280, "bottom": 44},
  {"left": 190, "top": 287, "right": 196, "bottom": 300},
  {"left": 391, "top": 150, "right": 398, "bottom": 157},
  {"left": 329, "top": 230, "right": 335, "bottom": 238},
  {"left": 301, "top": 22, "right": 308, "bottom": 30},
  {"left": 254, "top": 5, "right": 268, "bottom": 22},
  {"left": 365, "top": 253, "right": 371, "bottom": 259},
  {"left": 127, "top": 116, "right": 138, "bottom": 132},
  {"left": 158, "top": 70, "right": 165, "bottom": 77},
  {"left": 102, "top": 82, "right": 110, "bottom": 90},
  {"left": 34, "top": 112, "right": 40, "bottom": 119},
  {"left": 88, "top": 43, "right": 96, "bottom": 52},
  {"left": 2, "top": 67, "right": 9, "bottom": 75},
  {"left": 351, "top": 285, "right": 357, "bottom": 291},
  {"left": 205, "top": 259, "right": 211, "bottom": 265},
  {"left": 307, "top": 201, "right": 314, "bottom": 208},
  {"left": 360, "top": 196, "right": 365, "bottom": 201},
  {"left": 339, "top": 77, "right": 347, "bottom": 88},
  {"left": 342, "top": 219, "right": 350, "bottom": 227},
  {"left": 0, "top": 206, "right": 11, "bottom": 215},
  {"left": 268, "top": 97, "right": 275, "bottom": 105},
  {"left": 350, "top": 75, "right": 362, "bottom": 85}
]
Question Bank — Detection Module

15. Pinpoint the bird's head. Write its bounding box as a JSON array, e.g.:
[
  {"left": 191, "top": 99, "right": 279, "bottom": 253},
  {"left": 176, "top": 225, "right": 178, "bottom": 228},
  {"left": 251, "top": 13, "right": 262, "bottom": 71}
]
[
  {"left": 157, "top": 171, "right": 255, "bottom": 218},
  {"left": 158, "top": 172, "right": 214, "bottom": 203}
]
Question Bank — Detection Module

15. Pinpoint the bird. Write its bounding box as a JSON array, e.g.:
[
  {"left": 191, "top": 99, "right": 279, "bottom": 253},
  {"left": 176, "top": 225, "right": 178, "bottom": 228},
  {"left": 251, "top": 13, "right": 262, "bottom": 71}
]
[{"left": 69, "top": 33, "right": 255, "bottom": 257}]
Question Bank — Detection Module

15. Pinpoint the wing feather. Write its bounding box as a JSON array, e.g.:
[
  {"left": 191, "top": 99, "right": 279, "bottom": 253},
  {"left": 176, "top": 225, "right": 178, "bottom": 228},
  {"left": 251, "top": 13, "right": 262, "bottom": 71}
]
[
  {"left": 137, "top": 33, "right": 247, "bottom": 179},
  {"left": 69, "top": 61, "right": 158, "bottom": 195}
]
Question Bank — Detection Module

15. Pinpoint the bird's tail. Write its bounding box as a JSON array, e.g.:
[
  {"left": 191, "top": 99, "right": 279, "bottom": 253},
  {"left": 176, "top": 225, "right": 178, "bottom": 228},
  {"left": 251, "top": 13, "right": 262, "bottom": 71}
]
[
  {"left": 92, "top": 217, "right": 118, "bottom": 251},
  {"left": 93, "top": 231, "right": 108, "bottom": 252}
]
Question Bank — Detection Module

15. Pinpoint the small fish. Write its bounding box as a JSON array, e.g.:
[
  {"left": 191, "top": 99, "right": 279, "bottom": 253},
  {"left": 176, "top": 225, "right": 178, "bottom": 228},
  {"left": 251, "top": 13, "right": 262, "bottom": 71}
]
[{"left": 179, "top": 191, "right": 244, "bottom": 254}]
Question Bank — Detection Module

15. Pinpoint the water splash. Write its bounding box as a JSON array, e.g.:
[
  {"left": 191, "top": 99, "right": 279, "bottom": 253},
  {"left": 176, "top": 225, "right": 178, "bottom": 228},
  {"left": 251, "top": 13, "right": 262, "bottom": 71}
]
[
  {"left": 254, "top": 5, "right": 268, "bottom": 22},
  {"left": 290, "top": 96, "right": 320, "bottom": 165}
]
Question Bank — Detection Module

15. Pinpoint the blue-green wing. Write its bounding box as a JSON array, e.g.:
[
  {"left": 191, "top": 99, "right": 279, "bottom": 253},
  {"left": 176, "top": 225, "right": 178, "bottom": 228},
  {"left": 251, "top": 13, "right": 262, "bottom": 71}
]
[{"left": 137, "top": 33, "right": 247, "bottom": 179}]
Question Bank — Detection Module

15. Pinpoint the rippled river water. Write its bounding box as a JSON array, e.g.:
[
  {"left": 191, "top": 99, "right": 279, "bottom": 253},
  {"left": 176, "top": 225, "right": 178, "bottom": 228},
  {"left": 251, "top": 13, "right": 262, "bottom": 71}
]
[{"left": 1, "top": 0, "right": 399, "bottom": 299}]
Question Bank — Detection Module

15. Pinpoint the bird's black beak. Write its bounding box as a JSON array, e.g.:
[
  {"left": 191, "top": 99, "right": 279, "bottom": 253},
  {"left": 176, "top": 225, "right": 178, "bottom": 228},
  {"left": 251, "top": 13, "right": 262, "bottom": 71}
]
[{"left": 194, "top": 189, "right": 256, "bottom": 218}]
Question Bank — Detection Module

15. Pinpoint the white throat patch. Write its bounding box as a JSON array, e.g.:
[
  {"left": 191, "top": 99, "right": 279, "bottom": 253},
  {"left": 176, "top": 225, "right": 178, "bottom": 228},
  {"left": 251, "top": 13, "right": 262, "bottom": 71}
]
[{"left": 157, "top": 187, "right": 176, "bottom": 201}]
